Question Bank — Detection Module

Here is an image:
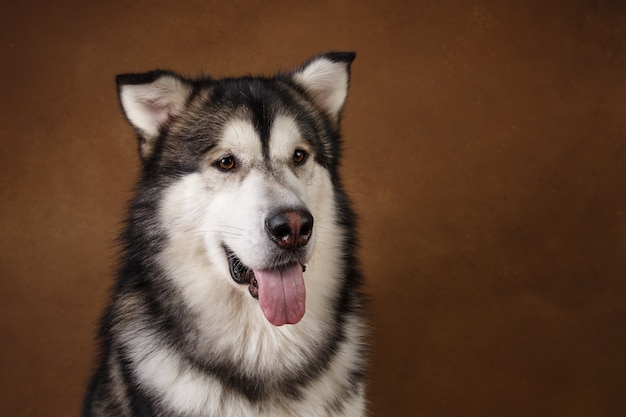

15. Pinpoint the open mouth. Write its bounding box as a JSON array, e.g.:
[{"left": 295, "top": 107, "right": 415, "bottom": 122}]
[
  {"left": 225, "top": 247, "right": 259, "bottom": 299},
  {"left": 223, "top": 246, "right": 307, "bottom": 326}
]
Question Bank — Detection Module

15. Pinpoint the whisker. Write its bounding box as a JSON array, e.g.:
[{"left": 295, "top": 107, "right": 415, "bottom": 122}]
[
  {"left": 205, "top": 225, "right": 244, "bottom": 231},
  {"left": 196, "top": 230, "right": 243, "bottom": 237}
]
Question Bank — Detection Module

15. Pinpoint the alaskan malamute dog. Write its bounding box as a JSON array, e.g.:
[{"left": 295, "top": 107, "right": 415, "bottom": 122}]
[{"left": 83, "top": 52, "right": 367, "bottom": 417}]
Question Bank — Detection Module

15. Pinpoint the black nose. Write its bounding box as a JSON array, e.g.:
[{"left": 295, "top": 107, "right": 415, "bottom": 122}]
[{"left": 266, "top": 209, "right": 314, "bottom": 249}]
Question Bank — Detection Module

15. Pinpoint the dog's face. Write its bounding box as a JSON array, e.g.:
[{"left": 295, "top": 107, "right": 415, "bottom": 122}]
[{"left": 117, "top": 53, "right": 354, "bottom": 327}]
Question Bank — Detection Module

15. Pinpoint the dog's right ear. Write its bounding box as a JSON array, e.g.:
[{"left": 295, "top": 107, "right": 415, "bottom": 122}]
[{"left": 116, "top": 71, "right": 193, "bottom": 160}]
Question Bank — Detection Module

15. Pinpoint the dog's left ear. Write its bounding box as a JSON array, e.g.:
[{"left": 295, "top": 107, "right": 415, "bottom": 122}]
[
  {"left": 116, "top": 71, "right": 193, "bottom": 160},
  {"left": 291, "top": 52, "right": 355, "bottom": 123}
]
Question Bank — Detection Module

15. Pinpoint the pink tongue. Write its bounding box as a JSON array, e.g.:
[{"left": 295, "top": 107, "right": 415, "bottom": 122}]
[{"left": 254, "top": 264, "right": 306, "bottom": 326}]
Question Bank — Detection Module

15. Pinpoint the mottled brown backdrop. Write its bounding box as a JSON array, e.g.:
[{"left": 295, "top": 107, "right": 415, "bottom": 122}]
[{"left": 1, "top": 1, "right": 625, "bottom": 416}]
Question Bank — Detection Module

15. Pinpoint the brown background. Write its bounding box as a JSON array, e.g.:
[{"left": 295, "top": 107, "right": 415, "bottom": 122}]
[{"left": 1, "top": 1, "right": 625, "bottom": 416}]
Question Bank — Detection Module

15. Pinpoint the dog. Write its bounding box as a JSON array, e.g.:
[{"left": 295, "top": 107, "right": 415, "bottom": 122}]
[{"left": 83, "top": 52, "right": 367, "bottom": 417}]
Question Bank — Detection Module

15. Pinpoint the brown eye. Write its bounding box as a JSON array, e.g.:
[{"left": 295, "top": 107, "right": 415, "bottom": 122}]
[
  {"left": 216, "top": 156, "right": 236, "bottom": 171},
  {"left": 293, "top": 149, "right": 308, "bottom": 165}
]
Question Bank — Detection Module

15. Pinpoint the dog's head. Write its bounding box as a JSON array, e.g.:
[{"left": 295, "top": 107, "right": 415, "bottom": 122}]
[{"left": 116, "top": 53, "right": 355, "bottom": 326}]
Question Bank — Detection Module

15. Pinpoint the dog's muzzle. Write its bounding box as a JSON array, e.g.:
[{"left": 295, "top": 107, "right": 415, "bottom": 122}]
[{"left": 224, "top": 208, "right": 313, "bottom": 326}]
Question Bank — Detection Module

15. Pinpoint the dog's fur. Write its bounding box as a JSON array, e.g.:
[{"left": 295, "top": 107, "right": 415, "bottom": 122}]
[{"left": 83, "top": 52, "right": 367, "bottom": 417}]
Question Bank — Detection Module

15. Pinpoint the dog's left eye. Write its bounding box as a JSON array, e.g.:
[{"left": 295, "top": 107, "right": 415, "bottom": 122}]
[
  {"left": 293, "top": 149, "right": 308, "bottom": 166},
  {"left": 215, "top": 156, "right": 237, "bottom": 172}
]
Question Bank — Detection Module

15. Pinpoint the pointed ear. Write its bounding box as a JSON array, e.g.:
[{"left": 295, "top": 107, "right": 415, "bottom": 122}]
[
  {"left": 116, "top": 71, "right": 193, "bottom": 159},
  {"left": 291, "top": 52, "right": 355, "bottom": 123}
]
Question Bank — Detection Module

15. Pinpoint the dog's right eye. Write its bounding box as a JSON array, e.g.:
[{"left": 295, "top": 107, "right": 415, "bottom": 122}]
[
  {"left": 293, "top": 149, "right": 308, "bottom": 166},
  {"left": 215, "top": 156, "right": 236, "bottom": 172}
]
